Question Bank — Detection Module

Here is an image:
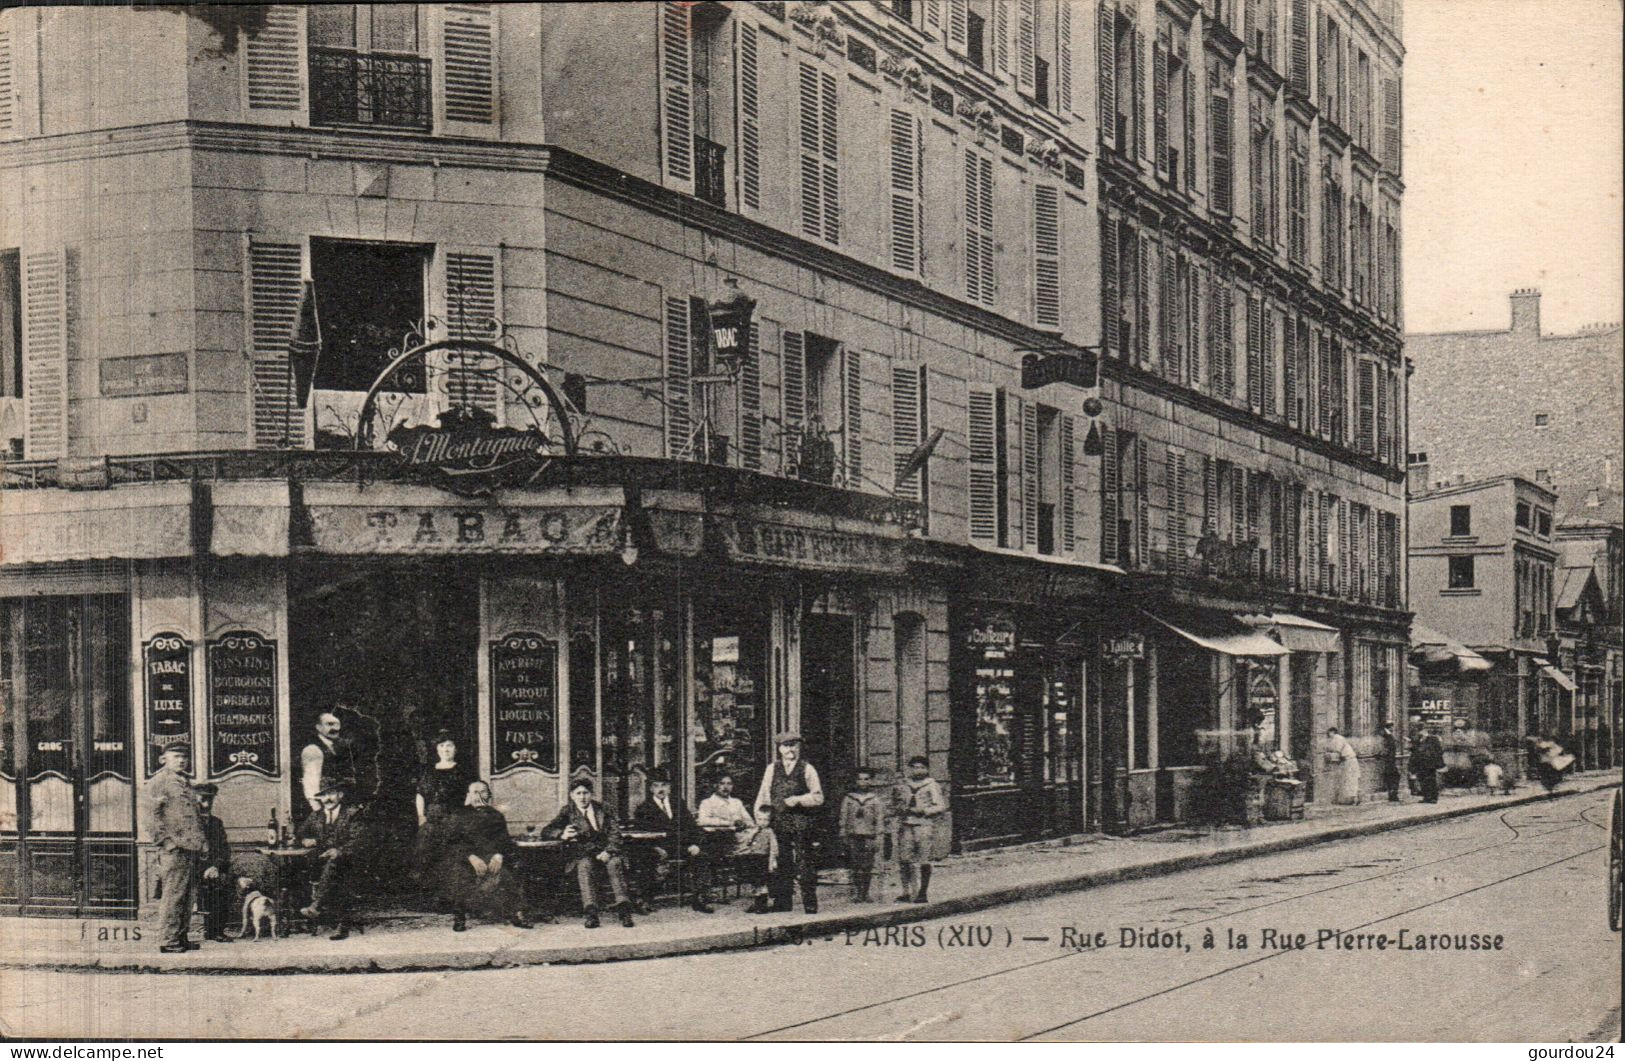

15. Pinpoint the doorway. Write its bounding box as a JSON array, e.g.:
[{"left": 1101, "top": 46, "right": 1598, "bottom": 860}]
[
  {"left": 1, "top": 595, "right": 136, "bottom": 917},
  {"left": 800, "top": 611, "right": 857, "bottom": 849}
]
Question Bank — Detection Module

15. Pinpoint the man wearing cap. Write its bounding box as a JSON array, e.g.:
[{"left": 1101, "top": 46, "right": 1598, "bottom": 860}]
[
  {"left": 754, "top": 734, "right": 825, "bottom": 913},
  {"left": 296, "top": 781, "right": 366, "bottom": 940},
  {"left": 632, "top": 768, "right": 714, "bottom": 913},
  {"left": 144, "top": 745, "right": 207, "bottom": 953},
  {"left": 194, "top": 783, "right": 234, "bottom": 943}
]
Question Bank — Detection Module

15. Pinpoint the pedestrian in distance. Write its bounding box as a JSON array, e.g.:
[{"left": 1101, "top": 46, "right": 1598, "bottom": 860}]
[
  {"left": 144, "top": 746, "right": 208, "bottom": 953},
  {"left": 894, "top": 755, "right": 948, "bottom": 904},
  {"left": 1413, "top": 727, "right": 1446, "bottom": 803},
  {"left": 1378, "top": 722, "right": 1402, "bottom": 803},
  {"left": 1324, "top": 727, "right": 1362, "bottom": 805},
  {"left": 839, "top": 766, "right": 885, "bottom": 902}
]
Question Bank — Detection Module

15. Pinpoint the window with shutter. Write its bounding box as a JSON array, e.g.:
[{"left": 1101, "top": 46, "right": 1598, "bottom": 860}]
[
  {"left": 1185, "top": 260, "right": 1202, "bottom": 386},
  {"left": 1133, "top": 28, "right": 1147, "bottom": 162},
  {"left": 1060, "top": 413, "right": 1077, "bottom": 553},
  {"left": 891, "top": 363, "right": 924, "bottom": 499},
  {"left": 1134, "top": 233, "right": 1150, "bottom": 363},
  {"left": 782, "top": 330, "right": 805, "bottom": 473},
  {"left": 1356, "top": 358, "right": 1375, "bottom": 456},
  {"left": 1336, "top": 497, "right": 1350, "bottom": 597},
  {"left": 843, "top": 347, "right": 863, "bottom": 487},
  {"left": 797, "top": 65, "right": 840, "bottom": 245},
  {"left": 1101, "top": 213, "right": 1121, "bottom": 356},
  {"left": 1260, "top": 306, "right": 1276, "bottom": 418},
  {"left": 1098, "top": 2, "right": 1117, "bottom": 152},
  {"left": 1282, "top": 312, "right": 1298, "bottom": 427},
  {"left": 1288, "top": 0, "right": 1309, "bottom": 94},
  {"left": 963, "top": 150, "right": 995, "bottom": 306},
  {"left": 1020, "top": 398, "right": 1039, "bottom": 550},
  {"left": 1168, "top": 448, "right": 1188, "bottom": 574},
  {"left": 1017, "top": 0, "right": 1036, "bottom": 95},
  {"left": 926, "top": 0, "right": 944, "bottom": 36},
  {"left": 1032, "top": 186, "right": 1061, "bottom": 328},
  {"left": 444, "top": 250, "right": 500, "bottom": 418},
  {"left": 443, "top": 4, "right": 496, "bottom": 128},
  {"left": 946, "top": 0, "right": 968, "bottom": 54},
  {"left": 740, "top": 321, "right": 763, "bottom": 470},
  {"left": 664, "top": 296, "right": 694, "bottom": 459},
  {"left": 889, "top": 110, "right": 921, "bottom": 273},
  {"left": 660, "top": 3, "right": 695, "bottom": 191},
  {"left": 820, "top": 72, "right": 839, "bottom": 243},
  {"left": 1134, "top": 436, "right": 1149, "bottom": 569},
  {"left": 245, "top": 6, "right": 306, "bottom": 119},
  {"left": 0, "top": 25, "right": 14, "bottom": 135},
  {"left": 1158, "top": 243, "right": 1177, "bottom": 379},
  {"left": 21, "top": 249, "right": 72, "bottom": 460},
  {"left": 1153, "top": 36, "right": 1169, "bottom": 176},
  {"left": 1182, "top": 62, "right": 1196, "bottom": 191},
  {"left": 1057, "top": 3, "right": 1074, "bottom": 114},
  {"left": 738, "top": 21, "right": 763, "bottom": 212},
  {"left": 1381, "top": 75, "right": 1402, "bottom": 175},
  {"left": 967, "top": 386, "right": 998, "bottom": 544},
  {"left": 1100, "top": 424, "right": 1120, "bottom": 563},
  {"left": 1203, "top": 453, "right": 1218, "bottom": 543},
  {"left": 1245, "top": 293, "right": 1262, "bottom": 411},
  {"left": 246, "top": 241, "right": 304, "bottom": 449},
  {"left": 1209, "top": 72, "right": 1232, "bottom": 215}
]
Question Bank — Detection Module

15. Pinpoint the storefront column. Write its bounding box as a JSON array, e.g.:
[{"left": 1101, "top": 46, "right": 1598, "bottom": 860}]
[
  {"left": 1278, "top": 658, "right": 1293, "bottom": 757},
  {"left": 1145, "top": 643, "right": 1160, "bottom": 770}
]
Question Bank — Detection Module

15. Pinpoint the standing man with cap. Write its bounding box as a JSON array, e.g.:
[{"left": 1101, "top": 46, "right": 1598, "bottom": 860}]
[
  {"left": 144, "top": 745, "right": 207, "bottom": 953},
  {"left": 193, "top": 783, "right": 234, "bottom": 943},
  {"left": 754, "top": 734, "right": 824, "bottom": 914}
]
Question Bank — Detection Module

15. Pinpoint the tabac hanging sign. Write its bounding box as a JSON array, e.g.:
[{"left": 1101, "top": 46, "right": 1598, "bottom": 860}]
[
  {"left": 488, "top": 632, "right": 558, "bottom": 774},
  {"left": 357, "top": 337, "right": 579, "bottom": 498},
  {"left": 706, "top": 280, "right": 757, "bottom": 377}
]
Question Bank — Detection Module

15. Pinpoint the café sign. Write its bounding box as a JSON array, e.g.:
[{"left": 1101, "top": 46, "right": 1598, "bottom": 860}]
[{"left": 715, "top": 516, "right": 904, "bottom": 575}]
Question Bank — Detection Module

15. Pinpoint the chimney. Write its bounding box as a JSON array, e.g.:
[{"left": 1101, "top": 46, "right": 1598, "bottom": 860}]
[
  {"left": 1407, "top": 457, "right": 1430, "bottom": 496},
  {"left": 1510, "top": 288, "right": 1541, "bottom": 334}
]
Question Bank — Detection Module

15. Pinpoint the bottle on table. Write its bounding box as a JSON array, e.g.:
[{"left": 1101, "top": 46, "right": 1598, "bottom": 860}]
[{"left": 266, "top": 808, "right": 279, "bottom": 849}]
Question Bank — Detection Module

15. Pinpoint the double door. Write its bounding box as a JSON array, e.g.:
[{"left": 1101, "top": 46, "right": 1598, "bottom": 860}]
[{"left": 1, "top": 595, "right": 137, "bottom": 916}]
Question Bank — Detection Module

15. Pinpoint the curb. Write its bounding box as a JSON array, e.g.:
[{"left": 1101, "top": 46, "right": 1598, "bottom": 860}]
[{"left": 6, "top": 780, "right": 1616, "bottom": 976}]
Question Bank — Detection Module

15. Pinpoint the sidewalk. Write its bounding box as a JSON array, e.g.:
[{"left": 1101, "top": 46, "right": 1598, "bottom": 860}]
[{"left": 2, "top": 774, "right": 1616, "bottom": 975}]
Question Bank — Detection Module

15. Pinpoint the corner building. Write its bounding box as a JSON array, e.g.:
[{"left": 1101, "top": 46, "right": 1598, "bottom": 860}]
[{"left": 0, "top": 0, "right": 1406, "bottom": 920}]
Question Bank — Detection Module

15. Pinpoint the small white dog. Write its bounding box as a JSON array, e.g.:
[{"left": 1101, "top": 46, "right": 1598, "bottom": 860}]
[{"left": 237, "top": 877, "right": 278, "bottom": 940}]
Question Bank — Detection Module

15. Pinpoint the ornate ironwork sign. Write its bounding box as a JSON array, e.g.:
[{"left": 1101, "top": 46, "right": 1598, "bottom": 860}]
[{"left": 357, "top": 336, "right": 577, "bottom": 498}]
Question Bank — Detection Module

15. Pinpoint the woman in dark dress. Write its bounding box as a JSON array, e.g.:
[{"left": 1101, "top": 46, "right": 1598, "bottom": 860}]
[
  {"left": 438, "top": 781, "right": 532, "bottom": 931},
  {"left": 413, "top": 732, "right": 473, "bottom": 883}
]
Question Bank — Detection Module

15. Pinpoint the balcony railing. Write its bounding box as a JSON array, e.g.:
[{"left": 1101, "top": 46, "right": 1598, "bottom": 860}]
[
  {"left": 310, "top": 47, "right": 432, "bottom": 131},
  {"left": 695, "top": 136, "right": 727, "bottom": 208}
]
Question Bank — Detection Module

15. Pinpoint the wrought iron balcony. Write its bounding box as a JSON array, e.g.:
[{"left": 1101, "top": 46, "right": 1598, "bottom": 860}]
[
  {"left": 310, "top": 47, "right": 432, "bottom": 131},
  {"left": 695, "top": 136, "right": 728, "bottom": 208}
]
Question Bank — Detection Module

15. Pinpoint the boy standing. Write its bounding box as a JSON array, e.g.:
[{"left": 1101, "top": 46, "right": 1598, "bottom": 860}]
[
  {"left": 894, "top": 755, "right": 947, "bottom": 904},
  {"left": 839, "top": 767, "right": 885, "bottom": 902}
]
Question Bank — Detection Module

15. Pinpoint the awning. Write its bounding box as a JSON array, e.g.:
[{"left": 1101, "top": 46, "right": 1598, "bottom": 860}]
[
  {"left": 1237, "top": 612, "right": 1342, "bottom": 654},
  {"left": 1141, "top": 605, "right": 1289, "bottom": 658},
  {"left": 1541, "top": 665, "right": 1579, "bottom": 693},
  {"left": 1410, "top": 623, "right": 1494, "bottom": 673},
  {"left": 0, "top": 482, "right": 195, "bottom": 567}
]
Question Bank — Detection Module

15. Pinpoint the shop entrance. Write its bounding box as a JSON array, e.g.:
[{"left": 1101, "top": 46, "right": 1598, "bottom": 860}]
[
  {"left": 287, "top": 564, "right": 478, "bottom": 881},
  {"left": 1, "top": 595, "right": 136, "bottom": 917},
  {"left": 801, "top": 611, "right": 857, "bottom": 847}
]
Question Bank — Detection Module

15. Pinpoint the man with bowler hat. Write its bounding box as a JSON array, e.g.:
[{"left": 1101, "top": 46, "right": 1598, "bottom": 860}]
[{"left": 754, "top": 734, "right": 825, "bottom": 913}]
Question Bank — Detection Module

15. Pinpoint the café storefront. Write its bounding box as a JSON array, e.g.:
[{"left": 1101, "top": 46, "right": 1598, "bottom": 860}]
[{"left": 0, "top": 453, "right": 929, "bottom": 918}]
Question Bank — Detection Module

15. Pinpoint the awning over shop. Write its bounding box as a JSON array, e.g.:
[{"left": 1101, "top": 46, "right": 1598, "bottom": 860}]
[
  {"left": 0, "top": 482, "right": 195, "bottom": 567},
  {"left": 1540, "top": 664, "right": 1579, "bottom": 692},
  {"left": 1141, "top": 605, "right": 1289, "bottom": 658},
  {"left": 1410, "top": 623, "right": 1494, "bottom": 673},
  {"left": 1237, "top": 612, "right": 1342, "bottom": 654}
]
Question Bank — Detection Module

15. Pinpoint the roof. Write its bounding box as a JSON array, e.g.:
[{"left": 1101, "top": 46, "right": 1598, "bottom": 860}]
[
  {"left": 1410, "top": 623, "right": 1493, "bottom": 673},
  {"left": 1558, "top": 487, "right": 1624, "bottom": 528},
  {"left": 1408, "top": 474, "right": 1557, "bottom": 503},
  {"left": 1556, "top": 567, "right": 1589, "bottom": 611}
]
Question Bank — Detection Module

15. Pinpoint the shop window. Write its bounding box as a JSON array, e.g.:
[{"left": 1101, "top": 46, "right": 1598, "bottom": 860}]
[
  {"left": 0, "top": 249, "right": 19, "bottom": 398},
  {"left": 692, "top": 596, "right": 771, "bottom": 796},
  {"left": 599, "top": 604, "right": 683, "bottom": 819},
  {"left": 1448, "top": 555, "right": 1475, "bottom": 590},
  {"left": 1515, "top": 502, "right": 1531, "bottom": 529},
  {"left": 309, "top": 239, "right": 429, "bottom": 394},
  {"left": 1449, "top": 504, "right": 1471, "bottom": 537},
  {"left": 970, "top": 620, "right": 1017, "bottom": 786}
]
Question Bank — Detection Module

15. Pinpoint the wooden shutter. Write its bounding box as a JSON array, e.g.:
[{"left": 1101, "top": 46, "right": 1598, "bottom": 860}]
[
  {"left": 738, "top": 20, "right": 763, "bottom": 212},
  {"left": 843, "top": 347, "right": 863, "bottom": 487},
  {"left": 1159, "top": 243, "right": 1177, "bottom": 378},
  {"left": 892, "top": 364, "right": 923, "bottom": 499},
  {"left": 799, "top": 64, "right": 823, "bottom": 241},
  {"left": 1134, "top": 232, "right": 1150, "bottom": 363},
  {"left": 0, "top": 23, "right": 14, "bottom": 135},
  {"left": 1020, "top": 397, "right": 1039, "bottom": 550},
  {"left": 1357, "top": 358, "right": 1375, "bottom": 455},
  {"left": 889, "top": 110, "right": 920, "bottom": 273},
  {"left": 1167, "top": 447, "right": 1186, "bottom": 574},
  {"left": 967, "top": 385, "right": 998, "bottom": 545},
  {"left": 1134, "top": 436, "right": 1149, "bottom": 568},
  {"left": 1381, "top": 76, "right": 1401, "bottom": 174},
  {"left": 1133, "top": 28, "right": 1147, "bottom": 161},
  {"left": 1283, "top": 315, "right": 1299, "bottom": 426},
  {"left": 442, "top": 4, "right": 497, "bottom": 131},
  {"left": 1337, "top": 497, "right": 1350, "bottom": 597},
  {"left": 21, "top": 249, "right": 71, "bottom": 460},
  {"left": 1101, "top": 214, "right": 1120, "bottom": 355},
  {"left": 782, "top": 330, "right": 806, "bottom": 473},
  {"left": 1186, "top": 260, "right": 1202, "bottom": 385},
  {"left": 1245, "top": 293, "right": 1262, "bottom": 411},
  {"left": 664, "top": 296, "right": 693, "bottom": 459},
  {"left": 1057, "top": 2, "right": 1075, "bottom": 115},
  {"left": 1183, "top": 65, "right": 1196, "bottom": 190},
  {"left": 444, "top": 250, "right": 501, "bottom": 419},
  {"left": 246, "top": 240, "right": 303, "bottom": 449},
  {"left": 819, "top": 71, "right": 839, "bottom": 245},
  {"left": 1017, "top": 0, "right": 1037, "bottom": 96},
  {"left": 946, "top": 0, "right": 968, "bottom": 54},
  {"left": 1203, "top": 455, "right": 1219, "bottom": 537},
  {"left": 244, "top": 5, "right": 306, "bottom": 122},
  {"left": 740, "top": 321, "right": 763, "bottom": 470},
  {"left": 1033, "top": 185, "right": 1061, "bottom": 328},
  {"left": 1060, "top": 413, "right": 1077, "bottom": 553},
  {"left": 659, "top": 2, "right": 695, "bottom": 193},
  {"left": 1260, "top": 306, "right": 1276, "bottom": 418},
  {"left": 1209, "top": 82, "right": 1232, "bottom": 214},
  {"left": 964, "top": 150, "right": 994, "bottom": 306},
  {"left": 994, "top": 0, "right": 1012, "bottom": 77},
  {"left": 1289, "top": 0, "right": 1309, "bottom": 94},
  {"left": 1375, "top": 361, "right": 1391, "bottom": 464},
  {"left": 1152, "top": 37, "right": 1169, "bottom": 175},
  {"left": 1098, "top": 2, "right": 1117, "bottom": 151},
  {"left": 925, "top": 0, "right": 944, "bottom": 36},
  {"left": 1100, "top": 424, "right": 1120, "bottom": 563}
]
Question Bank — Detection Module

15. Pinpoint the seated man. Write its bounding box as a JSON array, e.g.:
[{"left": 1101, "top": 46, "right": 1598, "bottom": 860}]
[
  {"left": 296, "top": 782, "right": 365, "bottom": 940},
  {"left": 541, "top": 777, "right": 635, "bottom": 928},
  {"left": 438, "top": 781, "right": 534, "bottom": 932},
  {"left": 631, "top": 768, "right": 713, "bottom": 913}
]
